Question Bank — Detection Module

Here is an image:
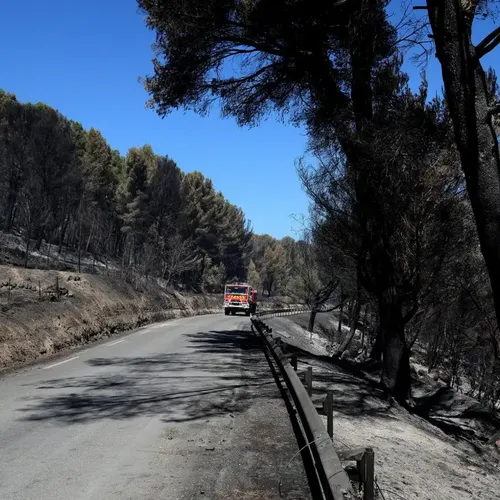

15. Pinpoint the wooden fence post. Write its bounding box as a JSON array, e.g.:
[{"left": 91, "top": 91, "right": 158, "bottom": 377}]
[
  {"left": 363, "top": 448, "right": 375, "bottom": 500},
  {"left": 305, "top": 367, "right": 313, "bottom": 397},
  {"left": 290, "top": 354, "right": 298, "bottom": 371},
  {"left": 325, "top": 391, "right": 333, "bottom": 439}
]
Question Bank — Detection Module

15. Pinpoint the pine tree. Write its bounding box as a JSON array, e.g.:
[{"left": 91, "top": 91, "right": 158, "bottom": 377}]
[{"left": 248, "top": 259, "right": 262, "bottom": 292}]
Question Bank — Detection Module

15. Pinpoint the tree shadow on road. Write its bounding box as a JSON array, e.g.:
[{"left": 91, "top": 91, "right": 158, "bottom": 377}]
[{"left": 17, "top": 328, "right": 279, "bottom": 425}]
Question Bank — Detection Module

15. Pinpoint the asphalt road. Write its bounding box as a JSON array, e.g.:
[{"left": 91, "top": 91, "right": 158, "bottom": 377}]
[{"left": 0, "top": 314, "right": 311, "bottom": 500}]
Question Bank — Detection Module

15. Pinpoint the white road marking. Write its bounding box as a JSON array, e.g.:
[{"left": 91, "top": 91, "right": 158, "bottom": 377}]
[
  {"left": 43, "top": 356, "right": 79, "bottom": 370},
  {"left": 104, "top": 339, "right": 125, "bottom": 347},
  {"left": 140, "top": 322, "right": 179, "bottom": 334},
  {"left": 150, "top": 322, "right": 179, "bottom": 329}
]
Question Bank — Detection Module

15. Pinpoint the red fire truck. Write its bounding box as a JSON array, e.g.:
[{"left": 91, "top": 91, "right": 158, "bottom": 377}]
[{"left": 224, "top": 282, "right": 257, "bottom": 316}]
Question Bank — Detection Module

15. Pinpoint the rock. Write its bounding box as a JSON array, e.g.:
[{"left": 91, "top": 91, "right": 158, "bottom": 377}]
[
  {"left": 418, "top": 368, "right": 426, "bottom": 377},
  {"left": 68, "top": 292, "right": 74, "bottom": 298},
  {"left": 67, "top": 276, "right": 73, "bottom": 281},
  {"left": 429, "top": 370, "right": 440, "bottom": 381}
]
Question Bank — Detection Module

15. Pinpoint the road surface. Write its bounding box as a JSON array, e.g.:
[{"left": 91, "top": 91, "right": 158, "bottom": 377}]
[{"left": 0, "top": 314, "right": 311, "bottom": 500}]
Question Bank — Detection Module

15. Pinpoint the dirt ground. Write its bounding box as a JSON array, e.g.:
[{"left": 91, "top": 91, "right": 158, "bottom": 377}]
[
  {"left": 0, "top": 265, "right": 223, "bottom": 370},
  {"left": 268, "top": 315, "right": 500, "bottom": 500}
]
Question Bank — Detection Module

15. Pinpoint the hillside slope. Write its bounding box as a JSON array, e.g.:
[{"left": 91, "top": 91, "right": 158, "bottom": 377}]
[
  {"left": 269, "top": 315, "right": 500, "bottom": 499},
  {"left": 0, "top": 265, "right": 222, "bottom": 369}
]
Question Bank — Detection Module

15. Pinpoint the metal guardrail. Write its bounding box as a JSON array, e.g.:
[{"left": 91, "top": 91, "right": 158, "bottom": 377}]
[
  {"left": 251, "top": 312, "right": 353, "bottom": 500},
  {"left": 255, "top": 306, "right": 310, "bottom": 320},
  {"left": 255, "top": 304, "right": 335, "bottom": 320}
]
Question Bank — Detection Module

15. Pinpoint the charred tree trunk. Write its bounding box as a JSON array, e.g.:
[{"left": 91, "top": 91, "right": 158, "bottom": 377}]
[
  {"left": 335, "top": 285, "right": 362, "bottom": 357},
  {"left": 35, "top": 231, "right": 44, "bottom": 251},
  {"left": 59, "top": 218, "right": 69, "bottom": 254},
  {"left": 24, "top": 216, "right": 31, "bottom": 269},
  {"left": 358, "top": 303, "right": 368, "bottom": 356},
  {"left": 338, "top": 285, "right": 344, "bottom": 333},
  {"left": 370, "top": 330, "right": 383, "bottom": 360},
  {"left": 427, "top": 0, "right": 500, "bottom": 335},
  {"left": 308, "top": 308, "right": 317, "bottom": 333},
  {"left": 308, "top": 279, "right": 339, "bottom": 333},
  {"left": 4, "top": 193, "right": 17, "bottom": 232},
  {"left": 378, "top": 287, "right": 410, "bottom": 402}
]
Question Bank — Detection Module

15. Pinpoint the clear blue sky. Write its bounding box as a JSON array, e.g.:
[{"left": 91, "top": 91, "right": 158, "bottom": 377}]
[{"left": 0, "top": 0, "right": 498, "bottom": 239}]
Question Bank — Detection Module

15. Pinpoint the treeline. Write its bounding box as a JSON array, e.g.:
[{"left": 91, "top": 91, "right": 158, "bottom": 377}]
[
  {"left": 248, "top": 234, "right": 332, "bottom": 305},
  {"left": 248, "top": 234, "right": 293, "bottom": 296},
  {"left": 138, "top": 0, "right": 500, "bottom": 408},
  {"left": 0, "top": 90, "right": 252, "bottom": 289}
]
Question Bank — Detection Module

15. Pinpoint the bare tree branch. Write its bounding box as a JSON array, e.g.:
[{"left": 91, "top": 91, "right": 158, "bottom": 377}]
[{"left": 475, "top": 25, "right": 500, "bottom": 59}]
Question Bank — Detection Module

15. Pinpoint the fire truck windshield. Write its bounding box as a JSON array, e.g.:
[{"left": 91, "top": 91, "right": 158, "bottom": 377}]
[{"left": 226, "top": 286, "right": 248, "bottom": 294}]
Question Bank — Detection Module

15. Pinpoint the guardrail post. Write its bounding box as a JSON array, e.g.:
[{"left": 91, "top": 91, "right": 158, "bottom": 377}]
[
  {"left": 305, "top": 366, "right": 313, "bottom": 397},
  {"left": 325, "top": 391, "right": 333, "bottom": 439},
  {"left": 362, "top": 448, "right": 375, "bottom": 500},
  {"left": 275, "top": 337, "right": 284, "bottom": 352}
]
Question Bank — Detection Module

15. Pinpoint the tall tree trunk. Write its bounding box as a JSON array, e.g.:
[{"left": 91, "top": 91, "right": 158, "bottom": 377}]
[
  {"left": 85, "top": 218, "right": 95, "bottom": 253},
  {"left": 427, "top": 0, "right": 500, "bottom": 334},
  {"left": 359, "top": 304, "right": 368, "bottom": 356},
  {"left": 378, "top": 287, "right": 410, "bottom": 401},
  {"left": 78, "top": 215, "right": 82, "bottom": 274},
  {"left": 335, "top": 287, "right": 362, "bottom": 357},
  {"left": 24, "top": 217, "right": 31, "bottom": 269},
  {"left": 4, "top": 192, "right": 17, "bottom": 232},
  {"left": 59, "top": 217, "right": 69, "bottom": 254},
  {"left": 370, "top": 329, "right": 383, "bottom": 361},
  {"left": 308, "top": 307, "right": 317, "bottom": 333},
  {"left": 338, "top": 286, "right": 345, "bottom": 333},
  {"left": 46, "top": 241, "right": 51, "bottom": 268},
  {"left": 35, "top": 231, "right": 44, "bottom": 251}
]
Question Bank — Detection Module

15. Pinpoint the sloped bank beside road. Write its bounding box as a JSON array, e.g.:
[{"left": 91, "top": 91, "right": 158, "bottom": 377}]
[
  {"left": 0, "top": 265, "right": 223, "bottom": 370},
  {"left": 268, "top": 315, "right": 500, "bottom": 500}
]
